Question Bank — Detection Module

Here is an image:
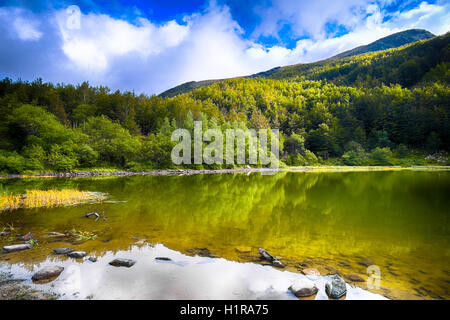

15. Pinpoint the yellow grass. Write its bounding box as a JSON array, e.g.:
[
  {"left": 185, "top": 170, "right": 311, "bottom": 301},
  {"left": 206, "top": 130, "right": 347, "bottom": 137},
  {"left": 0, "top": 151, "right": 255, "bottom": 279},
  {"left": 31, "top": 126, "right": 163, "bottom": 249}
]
[{"left": 0, "top": 189, "right": 106, "bottom": 211}]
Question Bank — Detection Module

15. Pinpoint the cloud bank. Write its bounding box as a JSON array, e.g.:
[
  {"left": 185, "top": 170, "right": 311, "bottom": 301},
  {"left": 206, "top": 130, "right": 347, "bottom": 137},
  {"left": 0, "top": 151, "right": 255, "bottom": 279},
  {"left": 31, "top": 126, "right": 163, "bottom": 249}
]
[{"left": 0, "top": 1, "right": 448, "bottom": 94}]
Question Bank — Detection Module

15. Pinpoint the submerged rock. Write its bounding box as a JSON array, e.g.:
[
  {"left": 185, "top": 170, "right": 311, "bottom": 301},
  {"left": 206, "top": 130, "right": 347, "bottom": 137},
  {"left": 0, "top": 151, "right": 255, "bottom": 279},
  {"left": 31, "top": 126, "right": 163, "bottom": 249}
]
[
  {"left": 20, "top": 232, "right": 34, "bottom": 241},
  {"left": 325, "top": 275, "right": 347, "bottom": 299},
  {"left": 45, "top": 232, "right": 67, "bottom": 238},
  {"left": 53, "top": 247, "right": 74, "bottom": 255},
  {"left": 358, "top": 258, "right": 374, "bottom": 267},
  {"left": 109, "top": 258, "right": 136, "bottom": 268},
  {"left": 32, "top": 266, "right": 64, "bottom": 282},
  {"left": 66, "top": 251, "right": 86, "bottom": 259},
  {"left": 186, "top": 248, "right": 217, "bottom": 258},
  {"left": 289, "top": 278, "right": 318, "bottom": 298},
  {"left": 345, "top": 273, "right": 365, "bottom": 282},
  {"left": 235, "top": 246, "right": 252, "bottom": 253},
  {"left": 2, "top": 243, "right": 32, "bottom": 253},
  {"left": 302, "top": 268, "right": 320, "bottom": 276}
]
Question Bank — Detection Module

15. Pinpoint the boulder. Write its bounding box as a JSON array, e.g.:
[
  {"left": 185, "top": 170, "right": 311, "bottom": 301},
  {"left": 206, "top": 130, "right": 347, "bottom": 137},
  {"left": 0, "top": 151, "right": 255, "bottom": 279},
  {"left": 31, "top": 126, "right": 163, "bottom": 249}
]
[
  {"left": 345, "top": 273, "right": 365, "bottom": 282},
  {"left": 53, "top": 247, "right": 74, "bottom": 255},
  {"left": 302, "top": 268, "right": 320, "bottom": 276},
  {"left": 289, "top": 278, "right": 319, "bottom": 297},
  {"left": 88, "top": 257, "right": 97, "bottom": 262},
  {"left": 2, "top": 243, "right": 32, "bottom": 253},
  {"left": 32, "top": 266, "right": 64, "bottom": 282},
  {"left": 325, "top": 274, "right": 347, "bottom": 299},
  {"left": 66, "top": 251, "right": 86, "bottom": 259},
  {"left": 109, "top": 258, "right": 136, "bottom": 268}
]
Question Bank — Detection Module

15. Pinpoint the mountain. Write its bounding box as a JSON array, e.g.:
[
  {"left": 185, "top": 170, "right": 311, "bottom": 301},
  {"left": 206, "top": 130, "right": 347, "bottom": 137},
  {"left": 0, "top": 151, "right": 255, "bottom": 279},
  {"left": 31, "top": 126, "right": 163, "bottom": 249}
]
[
  {"left": 159, "top": 29, "right": 438, "bottom": 97},
  {"left": 328, "top": 29, "right": 434, "bottom": 60}
]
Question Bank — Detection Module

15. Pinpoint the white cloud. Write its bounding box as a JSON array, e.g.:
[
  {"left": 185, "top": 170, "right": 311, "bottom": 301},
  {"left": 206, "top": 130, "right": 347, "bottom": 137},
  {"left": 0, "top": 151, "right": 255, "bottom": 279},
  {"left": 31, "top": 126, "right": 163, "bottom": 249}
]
[
  {"left": 0, "top": 1, "right": 448, "bottom": 95},
  {"left": 13, "top": 17, "right": 42, "bottom": 40}
]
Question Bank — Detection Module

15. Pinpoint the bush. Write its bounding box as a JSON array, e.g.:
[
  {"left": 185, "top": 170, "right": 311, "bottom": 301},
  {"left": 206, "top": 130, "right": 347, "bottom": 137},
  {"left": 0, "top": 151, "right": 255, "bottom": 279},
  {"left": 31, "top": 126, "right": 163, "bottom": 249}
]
[
  {"left": 75, "top": 144, "right": 99, "bottom": 167},
  {"left": 46, "top": 145, "right": 78, "bottom": 171},
  {"left": 342, "top": 151, "right": 366, "bottom": 166},
  {"left": 0, "top": 151, "right": 27, "bottom": 173},
  {"left": 22, "top": 145, "right": 45, "bottom": 171},
  {"left": 304, "top": 150, "right": 319, "bottom": 165},
  {"left": 286, "top": 153, "right": 305, "bottom": 166},
  {"left": 369, "top": 147, "right": 393, "bottom": 166}
]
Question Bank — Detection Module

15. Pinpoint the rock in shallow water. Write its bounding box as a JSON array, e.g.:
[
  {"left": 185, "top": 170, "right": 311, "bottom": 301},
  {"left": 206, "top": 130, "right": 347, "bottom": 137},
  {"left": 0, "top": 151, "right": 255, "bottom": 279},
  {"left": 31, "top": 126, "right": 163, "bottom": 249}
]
[
  {"left": 109, "top": 258, "right": 136, "bottom": 268},
  {"left": 66, "top": 251, "right": 86, "bottom": 259},
  {"left": 20, "top": 232, "right": 34, "bottom": 241},
  {"left": 32, "top": 266, "right": 64, "bottom": 282},
  {"left": 2, "top": 243, "right": 32, "bottom": 253},
  {"left": 345, "top": 273, "right": 365, "bottom": 282},
  {"left": 53, "top": 247, "right": 74, "bottom": 255},
  {"left": 88, "top": 257, "right": 97, "bottom": 262},
  {"left": 302, "top": 268, "right": 320, "bottom": 276},
  {"left": 358, "top": 258, "right": 374, "bottom": 267},
  {"left": 289, "top": 278, "right": 318, "bottom": 297},
  {"left": 325, "top": 274, "right": 347, "bottom": 299}
]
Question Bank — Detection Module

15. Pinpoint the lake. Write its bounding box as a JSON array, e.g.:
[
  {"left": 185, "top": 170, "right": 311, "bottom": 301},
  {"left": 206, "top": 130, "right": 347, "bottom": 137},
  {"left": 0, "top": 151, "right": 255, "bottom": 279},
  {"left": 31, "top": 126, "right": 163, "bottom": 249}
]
[{"left": 0, "top": 170, "right": 449, "bottom": 299}]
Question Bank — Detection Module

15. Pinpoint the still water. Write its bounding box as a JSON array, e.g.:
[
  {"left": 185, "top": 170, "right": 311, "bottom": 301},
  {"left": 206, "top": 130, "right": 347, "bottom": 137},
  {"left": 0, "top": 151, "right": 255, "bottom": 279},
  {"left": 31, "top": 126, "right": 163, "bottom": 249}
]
[{"left": 0, "top": 171, "right": 449, "bottom": 299}]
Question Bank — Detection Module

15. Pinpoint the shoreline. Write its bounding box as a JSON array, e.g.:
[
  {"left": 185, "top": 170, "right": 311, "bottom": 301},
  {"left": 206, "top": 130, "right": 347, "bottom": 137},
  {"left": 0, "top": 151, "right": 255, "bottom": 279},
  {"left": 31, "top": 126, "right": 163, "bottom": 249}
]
[{"left": 0, "top": 165, "right": 449, "bottom": 179}]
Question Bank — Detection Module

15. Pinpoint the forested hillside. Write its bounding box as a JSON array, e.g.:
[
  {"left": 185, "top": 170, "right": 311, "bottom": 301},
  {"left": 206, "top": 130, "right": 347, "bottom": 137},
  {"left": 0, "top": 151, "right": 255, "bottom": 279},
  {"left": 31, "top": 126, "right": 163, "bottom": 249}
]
[
  {"left": 0, "top": 32, "right": 448, "bottom": 173},
  {"left": 159, "top": 29, "right": 443, "bottom": 97},
  {"left": 328, "top": 29, "right": 434, "bottom": 60}
]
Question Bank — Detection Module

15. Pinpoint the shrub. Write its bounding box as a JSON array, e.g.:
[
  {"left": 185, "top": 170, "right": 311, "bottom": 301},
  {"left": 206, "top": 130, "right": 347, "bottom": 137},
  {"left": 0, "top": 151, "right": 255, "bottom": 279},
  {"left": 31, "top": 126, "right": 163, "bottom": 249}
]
[{"left": 369, "top": 147, "right": 393, "bottom": 166}]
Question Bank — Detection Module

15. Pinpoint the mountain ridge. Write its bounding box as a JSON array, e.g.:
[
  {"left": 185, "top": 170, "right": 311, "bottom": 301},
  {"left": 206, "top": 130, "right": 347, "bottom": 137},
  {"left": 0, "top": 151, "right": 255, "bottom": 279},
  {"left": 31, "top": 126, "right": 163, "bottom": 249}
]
[{"left": 159, "top": 29, "right": 436, "bottom": 97}]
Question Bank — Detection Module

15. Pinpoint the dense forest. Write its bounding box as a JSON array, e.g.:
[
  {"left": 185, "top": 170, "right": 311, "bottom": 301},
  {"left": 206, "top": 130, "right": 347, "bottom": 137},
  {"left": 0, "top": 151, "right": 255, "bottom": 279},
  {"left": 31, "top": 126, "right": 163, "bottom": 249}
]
[{"left": 0, "top": 32, "right": 448, "bottom": 173}]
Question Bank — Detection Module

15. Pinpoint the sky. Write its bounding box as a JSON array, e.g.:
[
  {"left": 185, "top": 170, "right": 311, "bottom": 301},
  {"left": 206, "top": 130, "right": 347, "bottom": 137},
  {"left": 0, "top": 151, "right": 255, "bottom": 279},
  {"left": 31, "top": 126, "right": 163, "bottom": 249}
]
[{"left": 0, "top": 0, "right": 448, "bottom": 95}]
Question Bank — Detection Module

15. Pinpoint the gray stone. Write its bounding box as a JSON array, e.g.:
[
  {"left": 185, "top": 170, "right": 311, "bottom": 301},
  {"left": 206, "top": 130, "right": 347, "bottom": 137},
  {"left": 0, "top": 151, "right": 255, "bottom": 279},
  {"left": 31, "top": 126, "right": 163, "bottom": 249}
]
[
  {"left": 53, "top": 247, "right": 74, "bottom": 255},
  {"left": 32, "top": 266, "right": 64, "bottom": 282},
  {"left": 88, "top": 257, "right": 97, "bottom": 262},
  {"left": 289, "top": 278, "right": 318, "bottom": 297},
  {"left": 2, "top": 243, "right": 32, "bottom": 253},
  {"left": 66, "top": 251, "right": 86, "bottom": 259},
  {"left": 325, "top": 274, "right": 347, "bottom": 299},
  {"left": 272, "top": 260, "right": 285, "bottom": 268},
  {"left": 109, "top": 258, "right": 136, "bottom": 268}
]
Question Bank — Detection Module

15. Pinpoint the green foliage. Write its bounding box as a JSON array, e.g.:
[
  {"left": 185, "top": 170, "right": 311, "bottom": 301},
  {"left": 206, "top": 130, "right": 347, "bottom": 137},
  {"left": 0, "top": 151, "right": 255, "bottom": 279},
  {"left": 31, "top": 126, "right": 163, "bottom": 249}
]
[
  {"left": 0, "top": 34, "right": 448, "bottom": 173},
  {"left": 369, "top": 147, "right": 394, "bottom": 166},
  {"left": 82, "top": 116, "right": 141, "bottom": 166}
]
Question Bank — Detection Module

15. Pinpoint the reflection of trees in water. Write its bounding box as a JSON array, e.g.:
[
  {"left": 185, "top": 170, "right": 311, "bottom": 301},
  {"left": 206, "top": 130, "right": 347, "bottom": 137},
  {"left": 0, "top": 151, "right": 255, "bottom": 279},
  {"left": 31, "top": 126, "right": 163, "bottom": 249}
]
[{"left": 0, "top": 172, "right": 448, "bottom": 265}]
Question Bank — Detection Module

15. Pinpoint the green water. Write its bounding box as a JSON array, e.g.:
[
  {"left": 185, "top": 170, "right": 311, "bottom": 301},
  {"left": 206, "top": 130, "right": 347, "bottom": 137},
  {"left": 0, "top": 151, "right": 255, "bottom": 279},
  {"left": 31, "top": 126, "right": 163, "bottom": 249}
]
[{"left": 0, "top": 171, "right": 449, "bottom": 299}]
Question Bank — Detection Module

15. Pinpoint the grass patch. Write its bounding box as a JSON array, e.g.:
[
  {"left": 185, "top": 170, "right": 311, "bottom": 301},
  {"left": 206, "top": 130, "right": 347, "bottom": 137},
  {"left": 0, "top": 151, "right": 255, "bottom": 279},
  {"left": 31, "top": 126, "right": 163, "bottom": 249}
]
[{"left": 0, "top": 189, "right": 106, "bottom": 211}]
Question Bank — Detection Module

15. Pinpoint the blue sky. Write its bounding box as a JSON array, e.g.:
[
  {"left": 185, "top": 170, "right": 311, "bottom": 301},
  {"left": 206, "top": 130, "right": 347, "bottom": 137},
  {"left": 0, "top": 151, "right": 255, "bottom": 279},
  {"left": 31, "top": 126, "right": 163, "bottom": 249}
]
[{"left": 0, "top": 0, "right": 449, "bottom": 94}]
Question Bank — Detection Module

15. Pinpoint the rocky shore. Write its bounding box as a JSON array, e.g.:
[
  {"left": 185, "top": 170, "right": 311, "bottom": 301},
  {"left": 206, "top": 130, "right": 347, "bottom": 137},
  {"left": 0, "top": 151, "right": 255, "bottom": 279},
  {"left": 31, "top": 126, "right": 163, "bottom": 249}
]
[{"left": 0, "top": 168, "right": 282, "bottom": 179}]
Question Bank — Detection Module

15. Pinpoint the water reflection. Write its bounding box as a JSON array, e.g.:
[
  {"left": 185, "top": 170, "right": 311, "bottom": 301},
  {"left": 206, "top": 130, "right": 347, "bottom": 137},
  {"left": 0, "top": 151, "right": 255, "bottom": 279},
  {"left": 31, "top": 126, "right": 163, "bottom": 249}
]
[
  {"left": 0, "top": 171, "right": 449, "bottom": 299},
  {"left": 0, "top": 244, "right": 386, "bottom": 300}
]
